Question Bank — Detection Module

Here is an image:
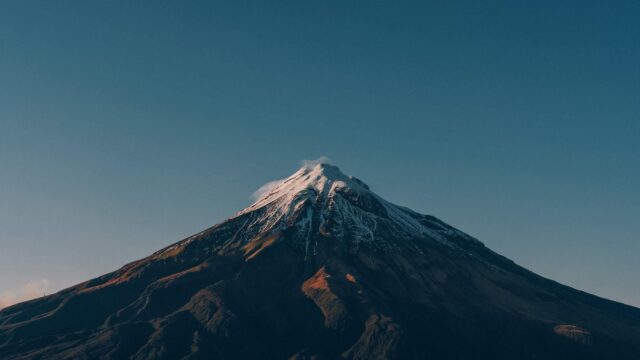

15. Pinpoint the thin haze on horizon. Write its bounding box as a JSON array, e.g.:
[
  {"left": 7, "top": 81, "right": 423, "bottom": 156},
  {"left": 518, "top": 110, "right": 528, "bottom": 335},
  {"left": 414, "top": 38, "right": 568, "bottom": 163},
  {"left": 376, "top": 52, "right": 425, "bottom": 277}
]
[{"left": 0, "top": 1, "right": 638, "bottom": 308}]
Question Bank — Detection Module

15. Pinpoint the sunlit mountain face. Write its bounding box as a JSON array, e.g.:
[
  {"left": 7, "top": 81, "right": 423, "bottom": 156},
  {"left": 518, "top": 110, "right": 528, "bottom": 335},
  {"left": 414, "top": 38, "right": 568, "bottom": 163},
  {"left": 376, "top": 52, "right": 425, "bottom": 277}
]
[{"left": 1, "top": 163, "right": 639, "bottom": 359}]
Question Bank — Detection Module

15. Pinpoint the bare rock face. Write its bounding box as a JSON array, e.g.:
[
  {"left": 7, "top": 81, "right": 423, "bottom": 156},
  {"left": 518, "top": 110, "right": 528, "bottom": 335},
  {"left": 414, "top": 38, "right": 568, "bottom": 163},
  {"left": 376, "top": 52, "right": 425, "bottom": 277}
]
[
  {"left": 1, "top": 163, "right": 640, "bottom": 359},
  {"left": 554, "top": 325, "right": 592, "bottom": 344}
]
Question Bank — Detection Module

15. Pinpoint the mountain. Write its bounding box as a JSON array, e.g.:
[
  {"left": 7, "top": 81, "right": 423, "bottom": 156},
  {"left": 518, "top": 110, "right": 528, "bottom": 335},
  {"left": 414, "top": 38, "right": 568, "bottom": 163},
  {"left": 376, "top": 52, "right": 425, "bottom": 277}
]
[{"left": 1, "top": 163, "right": 639, "bottom": 359}]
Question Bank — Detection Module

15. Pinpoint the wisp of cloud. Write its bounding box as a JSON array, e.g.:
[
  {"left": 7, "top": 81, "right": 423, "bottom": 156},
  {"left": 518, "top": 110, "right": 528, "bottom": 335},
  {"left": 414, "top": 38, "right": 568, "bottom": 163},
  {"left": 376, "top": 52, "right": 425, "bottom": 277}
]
[{"left": 299, "top": 156, "right": 333, "bottom": 169}]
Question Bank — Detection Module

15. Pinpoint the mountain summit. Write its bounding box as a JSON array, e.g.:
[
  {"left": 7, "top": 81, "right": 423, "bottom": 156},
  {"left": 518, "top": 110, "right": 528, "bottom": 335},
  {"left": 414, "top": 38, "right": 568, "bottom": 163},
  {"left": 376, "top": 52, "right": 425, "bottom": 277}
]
[
  {"left": 1, "top": 164, "right": 639, "bottom": 359},
  {"left": 237, "top": 162, "right": 480, "bottom": 258}
]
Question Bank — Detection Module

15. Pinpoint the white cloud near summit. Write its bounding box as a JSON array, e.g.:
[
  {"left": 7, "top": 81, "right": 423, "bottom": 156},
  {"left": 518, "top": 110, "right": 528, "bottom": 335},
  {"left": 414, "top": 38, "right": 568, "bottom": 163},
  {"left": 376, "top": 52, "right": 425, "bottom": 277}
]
[{"left": 299, "top": 156, "right": 333, "bottom": 169}]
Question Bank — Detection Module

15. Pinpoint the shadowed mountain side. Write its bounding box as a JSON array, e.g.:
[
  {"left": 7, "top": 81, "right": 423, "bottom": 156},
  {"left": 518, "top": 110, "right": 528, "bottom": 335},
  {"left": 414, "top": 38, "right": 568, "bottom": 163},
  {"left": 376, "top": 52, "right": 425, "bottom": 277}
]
[{"left": 1, "top": 163, "right": 639, "bottom": 359}]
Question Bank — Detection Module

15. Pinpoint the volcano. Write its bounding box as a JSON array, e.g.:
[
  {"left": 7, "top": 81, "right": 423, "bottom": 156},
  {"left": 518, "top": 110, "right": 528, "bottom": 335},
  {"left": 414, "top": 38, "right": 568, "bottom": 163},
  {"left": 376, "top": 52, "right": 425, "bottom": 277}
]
[{"left": 1, "top": 163, "right": 639, "bottom": 359}]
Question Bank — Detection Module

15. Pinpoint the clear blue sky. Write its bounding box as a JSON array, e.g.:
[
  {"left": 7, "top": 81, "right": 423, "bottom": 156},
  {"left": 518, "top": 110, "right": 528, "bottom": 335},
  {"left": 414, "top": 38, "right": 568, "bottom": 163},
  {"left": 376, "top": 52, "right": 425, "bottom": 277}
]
[{"left": 1, "top": 1, "right": 638, "bottom": 307}]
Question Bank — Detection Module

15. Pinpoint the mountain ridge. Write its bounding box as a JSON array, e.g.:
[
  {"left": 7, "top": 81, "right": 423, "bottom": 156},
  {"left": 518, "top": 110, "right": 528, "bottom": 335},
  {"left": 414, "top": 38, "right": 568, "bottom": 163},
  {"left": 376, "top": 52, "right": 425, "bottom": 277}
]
[{"left": 1, "top": 163, "right": 639, "bottom": 359}]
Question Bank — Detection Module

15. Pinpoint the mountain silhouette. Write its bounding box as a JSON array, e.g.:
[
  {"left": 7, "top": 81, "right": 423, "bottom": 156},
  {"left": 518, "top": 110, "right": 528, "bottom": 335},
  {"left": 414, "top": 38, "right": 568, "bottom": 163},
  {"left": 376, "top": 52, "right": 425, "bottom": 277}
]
[{"left": 1, "top": 163, "right": 639, "bottom": 359}]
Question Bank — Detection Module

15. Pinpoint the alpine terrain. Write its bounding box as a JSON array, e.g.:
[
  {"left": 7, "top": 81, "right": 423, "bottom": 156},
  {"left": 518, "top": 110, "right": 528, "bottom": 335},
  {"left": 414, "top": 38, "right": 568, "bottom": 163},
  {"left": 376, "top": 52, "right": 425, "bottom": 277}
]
[{"left": 1, "top": 163, "right": 639, "bottom": 359}]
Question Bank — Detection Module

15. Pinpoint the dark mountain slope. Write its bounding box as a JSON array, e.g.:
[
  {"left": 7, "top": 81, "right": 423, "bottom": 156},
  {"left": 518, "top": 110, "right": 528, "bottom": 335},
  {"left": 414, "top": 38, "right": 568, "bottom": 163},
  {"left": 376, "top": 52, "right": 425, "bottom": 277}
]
[{"left": 1, "top": 163, "right": 639, "bottom": 359}]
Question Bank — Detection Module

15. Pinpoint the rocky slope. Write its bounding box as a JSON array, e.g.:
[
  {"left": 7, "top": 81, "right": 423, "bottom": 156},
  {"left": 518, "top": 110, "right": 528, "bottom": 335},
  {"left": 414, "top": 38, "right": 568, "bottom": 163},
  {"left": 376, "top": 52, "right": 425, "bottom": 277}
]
[{"left": 1, "top": 163, "right": 639, "bottom": 359}]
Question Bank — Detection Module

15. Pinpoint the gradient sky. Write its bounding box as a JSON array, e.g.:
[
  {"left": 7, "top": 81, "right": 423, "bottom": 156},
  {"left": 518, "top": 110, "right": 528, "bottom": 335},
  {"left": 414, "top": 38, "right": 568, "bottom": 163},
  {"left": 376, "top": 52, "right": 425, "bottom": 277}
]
[{"left": 1, "top": 1, "right": 638, "bottom": 308}]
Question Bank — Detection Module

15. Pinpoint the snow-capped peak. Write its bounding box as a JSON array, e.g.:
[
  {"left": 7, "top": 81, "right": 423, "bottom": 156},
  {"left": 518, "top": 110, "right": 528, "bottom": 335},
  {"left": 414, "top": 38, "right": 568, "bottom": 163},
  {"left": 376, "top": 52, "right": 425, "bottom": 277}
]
[
  {"left": 240, "top": 163, "right": 368, "bottom": 215},
  {"left": 234, "top": 163, "right": 480, "bottom": 257}
]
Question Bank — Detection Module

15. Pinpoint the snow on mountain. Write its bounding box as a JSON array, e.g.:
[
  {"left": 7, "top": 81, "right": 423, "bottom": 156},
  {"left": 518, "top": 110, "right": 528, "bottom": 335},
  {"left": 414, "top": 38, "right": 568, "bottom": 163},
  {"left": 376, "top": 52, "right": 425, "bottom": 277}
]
[
  {"left": 3, "top": 162, "right": 640, "bottom": 360},
  {"left": 235, "top": 163, "right": 481, "bottom": 258}
]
